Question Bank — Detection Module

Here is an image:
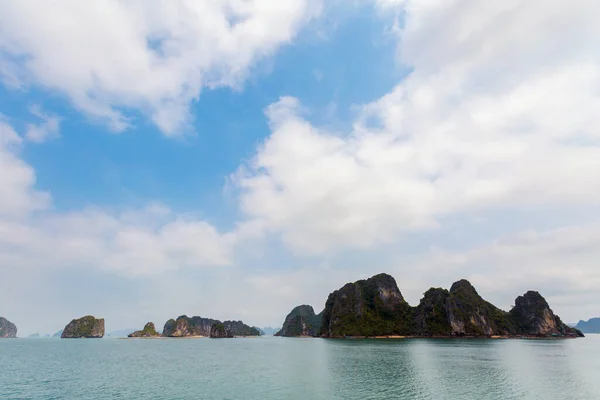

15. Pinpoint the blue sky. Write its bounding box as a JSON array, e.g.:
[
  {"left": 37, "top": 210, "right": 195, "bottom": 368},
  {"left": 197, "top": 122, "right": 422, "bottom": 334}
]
[{"left": 1, "top": 0, "right": 600, "bottom": 335}]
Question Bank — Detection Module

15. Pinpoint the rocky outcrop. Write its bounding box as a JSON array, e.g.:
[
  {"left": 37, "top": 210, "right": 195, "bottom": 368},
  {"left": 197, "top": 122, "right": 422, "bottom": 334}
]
[
  {"left": 52, "top": 329, "right": 63, "bottom": 338},
  {"left": 275, "top": 305, "right": 323, "bottom": 337},
  {"left": 61, "top": 316, "right": 104, "bottom": 338},
  {"left": 510, "top": 291, "right": 583, "bottom": 337},
  {"left": 575, "top": 317, "right": 600, "bottom": 333},
  {"left": 320, "top": 273, "right": 413, "bottom": 337},
  {"left": 223, "top": 321, "right": 261, "bottom": 336},
  {"left": 162, "top": 316, "right": 218, "bottom": 337},
  {"left": 209, "top": 323, "right": 233, "bottom": 338},
  {"left": 162, "top": 315, "right": 260, "bottom": 337},
  {"left": 128, "top": 322, "right": 161, "bottom": 338},
  {"left": 0, "top": 317, "right": 17, "bottom": 338},
  {"left": 317, "top": 273, "right": 583, "bottom": 338}
]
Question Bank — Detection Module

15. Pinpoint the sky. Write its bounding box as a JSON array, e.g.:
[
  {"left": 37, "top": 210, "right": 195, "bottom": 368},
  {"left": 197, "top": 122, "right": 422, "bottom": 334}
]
[{"left": 1, "top": 0, "right": 599, "bottom": 336}]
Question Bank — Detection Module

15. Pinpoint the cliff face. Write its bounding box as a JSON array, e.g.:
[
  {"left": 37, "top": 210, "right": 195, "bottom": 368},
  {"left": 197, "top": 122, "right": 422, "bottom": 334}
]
[
  {"left": 209, "top": 323, "right": 234, "bottom": 338},
  {"left": 223, "top": 321, "right": 261, "bottom": 336},
  {"left": 444, "top": 280, "right": 516, "bottom": 336},
  {"left": 317, "top": 273, "right": 583, "bottom": 338},
  {"left": 320, "top": 273, "right": 413, "bottom": 337},
  {"left": 162, "top": 316, "right": 218, "bottom": 337},
  {"left": 61, "top": 316, "right": 104, "bottom": 338},
  {"left": 128, "top": 322, "right": 160, "bottom": 338},
  {"left": 162, "top": 316, "right": 260, "bottom": 337},
  {"left": 275, "top": 305, "right": 322, "bottom": 337},
  {"left": 510, "top": 291, "right": 582, "bottom": 337},
  {"left": 0, "top": 317, "right": 17, "bottom": 338}
]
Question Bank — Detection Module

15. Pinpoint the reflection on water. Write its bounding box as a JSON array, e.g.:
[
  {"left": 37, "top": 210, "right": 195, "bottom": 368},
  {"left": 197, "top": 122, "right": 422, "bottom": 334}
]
[{"left": 1, "top": 335, "right": 599, "bottom": 399}]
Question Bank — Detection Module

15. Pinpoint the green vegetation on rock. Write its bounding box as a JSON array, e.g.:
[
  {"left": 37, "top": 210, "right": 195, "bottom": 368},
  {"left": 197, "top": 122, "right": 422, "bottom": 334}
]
[
  {"left": 61, "top": 316, "right": 104, "bottom": 338},
  {"left": 275, "top": 305, "right": 322, "bottom": 337},
  {"left": 128, "top": 322, "right": 160, "bottom": 338},
  {"left": 315, "top": 273, "right": 583, "bottom": 338}
]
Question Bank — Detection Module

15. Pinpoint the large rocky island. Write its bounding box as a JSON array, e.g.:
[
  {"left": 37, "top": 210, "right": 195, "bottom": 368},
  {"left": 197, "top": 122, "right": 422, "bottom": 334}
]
[
  {"left": 275, "top": 305, "right": 323, "bottom": 337},
  {"left": 162, "top": 315, "right": 261, "bottom": 338},
  {"left": 0, "top": 317, "right": 17, "bottom": 338},
  {"left": 279, "top": 273, "right": 583, "bottom": 339},
  {"left": 61, "top": 316, "right": 105, "bottom": 338}
]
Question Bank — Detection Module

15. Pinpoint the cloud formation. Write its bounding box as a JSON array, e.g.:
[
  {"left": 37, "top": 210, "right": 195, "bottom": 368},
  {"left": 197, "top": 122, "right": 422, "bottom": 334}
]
[
  {"left": 235, "top": 0, "right": 600, "bottom": 255},
  {"left": 0, "top": 0, "right": 322, "bottom": 135}
]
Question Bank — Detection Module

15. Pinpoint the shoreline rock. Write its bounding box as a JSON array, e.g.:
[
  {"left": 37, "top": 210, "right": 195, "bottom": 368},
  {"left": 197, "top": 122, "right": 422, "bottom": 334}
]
[
  {"left": 128, "top": 322, "right": 160, "bottom": 338},
  {"left": 0, "top": 317, "right": 17, "bottom": 338},
  {"left": 61, "top": 316, "right": 105, "bottom": 338},
  {"left": 280, "top": 273, "right": 583, "bottom": 339}
]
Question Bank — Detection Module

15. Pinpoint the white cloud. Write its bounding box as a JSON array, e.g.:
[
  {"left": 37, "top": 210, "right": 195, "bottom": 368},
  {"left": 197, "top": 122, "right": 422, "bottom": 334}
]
[
  {"left": 24, "top": 105, "right": 61, "bottom": 143},
  {"left": 395, "top": 223, "right": 600, "bottom": 322},
  {"left": 0, "top": 118, "right": 50, "bottom": 217},
  {"left": 0, "top": 0, "right": 322, "bottom": 135},
  {"left": 0, "top": 120, "right": 233, "bottom": 275},
  {"left": 234, "top": 0, "right": 600, "bottom": 255}
]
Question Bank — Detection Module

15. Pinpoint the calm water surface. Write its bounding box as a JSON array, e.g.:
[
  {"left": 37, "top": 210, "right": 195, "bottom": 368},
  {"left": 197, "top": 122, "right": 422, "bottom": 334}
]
[{"left": 1, "top": 335, "right": 599, "bottom": 399}]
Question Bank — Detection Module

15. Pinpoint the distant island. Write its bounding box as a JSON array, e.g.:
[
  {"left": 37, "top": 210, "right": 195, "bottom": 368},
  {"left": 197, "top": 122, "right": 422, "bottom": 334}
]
[
  {"left": 61, "top": 316, "right": 105, "bottom": 338},
  {"left": 277, "top": 273, "right": 583, "bottom": 339},
  {"left": 0, "top": 317, "right": 17, "bottom": 338},
  {"left": 275, "top": 305, "right": 322, "bottom": 337},
  {"left": 162, "top": 316, "right": 260, "bottom": 338},
  {"left": 575, "top": 318, "right": 600, "bottom": 333},
  {"left": 128, "top": 322, "right": 161, "bottom": 338}
]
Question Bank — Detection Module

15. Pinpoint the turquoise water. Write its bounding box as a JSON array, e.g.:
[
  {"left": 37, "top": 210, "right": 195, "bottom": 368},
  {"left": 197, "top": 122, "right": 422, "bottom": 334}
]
[{"left": 1, "top": 335, "right": 599, "bottom": 399}]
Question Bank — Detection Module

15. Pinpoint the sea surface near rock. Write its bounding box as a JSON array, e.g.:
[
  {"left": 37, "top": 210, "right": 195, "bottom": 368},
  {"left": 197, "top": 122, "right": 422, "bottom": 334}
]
[{"left": 2, "top": 335, "right": 599, "bottom": 399}]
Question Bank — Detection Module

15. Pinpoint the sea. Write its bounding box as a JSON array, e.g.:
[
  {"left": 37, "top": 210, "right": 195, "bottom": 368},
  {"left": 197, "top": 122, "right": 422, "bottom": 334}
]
[{"left": 1, "top": 335, "right": 599, "bottom": 399}]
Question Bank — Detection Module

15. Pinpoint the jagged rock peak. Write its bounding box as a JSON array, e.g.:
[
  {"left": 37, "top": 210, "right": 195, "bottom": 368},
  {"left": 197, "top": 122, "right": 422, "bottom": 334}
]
[
  {"left": 450, "top": 279, "right": 479, "bottom": 295},
  {"left": 210, "top": 322, "right": 233, "bottom": 338},
  {"left": 275, "top": 305, "right": 322, "bottom": 337},
  {"left": 61, "top": 316, "right": 104, "bottom": 338},
  {"left": 128, "top": 322, "right": 160, "bottom": 338},
  {"left": 510, "top": 291, "right": 582, "bottom": 337},
  {"left": 0, "top": 317, "right": 17, "bottom": 338}
]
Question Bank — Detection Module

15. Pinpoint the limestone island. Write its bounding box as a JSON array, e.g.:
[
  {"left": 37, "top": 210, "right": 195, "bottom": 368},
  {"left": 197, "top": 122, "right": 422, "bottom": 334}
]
[
  {"left": 278, "top": 273, "right": 584, "bottom": 339},
  {"left": 275, "top": 305, "right": 323, "bottom": 337},
  {"left": 0, "top": 317, "right": 17, "bottom": 338},
  {"left": 128, "top": 322, "right": 161, "bottom": 338},
  {"left": 61, "top": 316, "right": 105, "bottom": 338},
  {"left": 162, "top": 315, "right": 261, "bottom": 338}
]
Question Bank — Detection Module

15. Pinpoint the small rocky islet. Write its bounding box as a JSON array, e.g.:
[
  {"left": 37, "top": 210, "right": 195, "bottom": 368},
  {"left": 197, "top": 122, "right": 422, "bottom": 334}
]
[
  {"left": 277, "top": 273, "right": 583, "bottom": 338},
  {"left": 61, "top": 316, "right": 105, "bottom": 338},
  {"left": 0, "top": 317, "right": 17, "bottom": 338},
  {"left": 128, "top": 322, "right": 161, "bottom": 338}
]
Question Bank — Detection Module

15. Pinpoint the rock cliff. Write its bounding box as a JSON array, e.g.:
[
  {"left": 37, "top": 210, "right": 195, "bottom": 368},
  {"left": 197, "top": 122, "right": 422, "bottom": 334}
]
[
  {"left": 320, "top": 273, "right": 413, "bottom": 337},
  {"left": 209, "top": 322, "right": 233, "bottom": 338},
  {"left": 61, "top": 316, "right": 104, "bottom": 338},
  {"left": 0, "top": 317, "right": 17, "bottom": 338},
  {"left": 510, "top": 291, "right": 582, "bottom": 337},
  {"left": 128, "top": 322, "right": 161, "bottom": 338},
  {"left": 275, "top": 305, "right": 323, "bottom": 337},
  {"left": 316, "top": 273, "right": 583, "bottom": 338},
  {"left": 162, "top": 315, "right": 260, "bottom": 337}
]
